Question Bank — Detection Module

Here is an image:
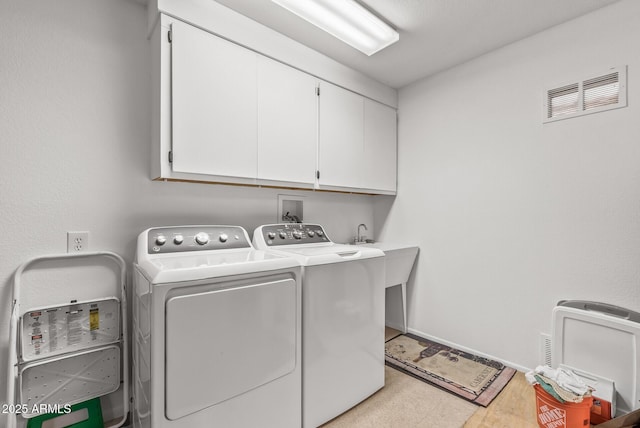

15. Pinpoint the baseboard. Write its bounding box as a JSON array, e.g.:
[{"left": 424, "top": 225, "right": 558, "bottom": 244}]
[
  {"left": 385, "top": 321, "right": 404, "bottom": 332},
  {"left": 405, "top": 327, "right": 531, "bottom": 373}
]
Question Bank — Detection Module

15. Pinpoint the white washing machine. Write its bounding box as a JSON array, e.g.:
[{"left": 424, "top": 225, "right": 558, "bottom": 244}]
[
  {"left": 132, "top": 225, "right": 301, "bottom": 428},
  {"left": 253, "top": 223, "right": 385, "bottom": 428}
]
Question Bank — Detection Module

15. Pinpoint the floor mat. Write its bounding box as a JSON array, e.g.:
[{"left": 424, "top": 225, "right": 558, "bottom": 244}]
[{"left": 385, "top": 333, "right": 516, "bottom": 406}]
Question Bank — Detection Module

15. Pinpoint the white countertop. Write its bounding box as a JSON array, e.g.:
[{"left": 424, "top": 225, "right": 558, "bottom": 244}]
[{"left": 350, "top": 242, "right": 419, "bottom": 254}]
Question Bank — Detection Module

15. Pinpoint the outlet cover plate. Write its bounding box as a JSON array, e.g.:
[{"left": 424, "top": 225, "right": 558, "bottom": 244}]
[{"left": 67, "top": 231, "right": 89, "bottom": 253}]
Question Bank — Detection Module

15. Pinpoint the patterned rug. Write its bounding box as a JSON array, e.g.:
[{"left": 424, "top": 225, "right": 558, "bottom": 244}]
[{"left": 385, "top": 333, "right": 516, "bottom": 407}]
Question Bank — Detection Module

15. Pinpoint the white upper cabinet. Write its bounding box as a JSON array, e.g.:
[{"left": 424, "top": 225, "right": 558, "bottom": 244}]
[
  {"left": 152, "top": 16, "right": 397, "bottom": 194},
  {"left": 257, "top": 57, "right": 318, "bottom": 186},
  {"left": 318, "top": 82, "right": 397, "bottom": 193},
  {"left": 318, "top": 81, "right": 364, "bottom": 189},
  {"left": 171, "top": 20, "right": 258, "bottom": 179},
  {"left": 363, "top": 99, "right": 397, "bottom": 192}
]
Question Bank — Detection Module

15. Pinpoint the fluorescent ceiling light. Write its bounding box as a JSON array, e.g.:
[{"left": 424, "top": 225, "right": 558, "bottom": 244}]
[{"left": 272, "top": 0, "right": 399, "bottom": 56}]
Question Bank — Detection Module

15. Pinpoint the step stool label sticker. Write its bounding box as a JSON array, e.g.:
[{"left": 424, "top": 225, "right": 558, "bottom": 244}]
[{"left": 90, "top": 307, "right": 99, "bottom": 331}]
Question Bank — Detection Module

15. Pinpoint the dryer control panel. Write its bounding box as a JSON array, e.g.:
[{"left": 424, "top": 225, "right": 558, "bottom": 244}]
[
  {"left": 146, "top": 226, "right": 251, "bottom": 254},
  {"left": 257, "top": 224, "right": 331, "bottom": 247}
]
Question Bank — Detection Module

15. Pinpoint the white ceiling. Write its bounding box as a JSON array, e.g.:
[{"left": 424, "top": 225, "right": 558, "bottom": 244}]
[{"left": 213, "top": 0, "right": 620, "bottom": 88}]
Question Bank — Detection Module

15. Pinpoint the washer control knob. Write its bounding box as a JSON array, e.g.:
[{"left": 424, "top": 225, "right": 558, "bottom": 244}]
[
  {"left": 316, "top": 230, "right": 324, "bottom": 237},
  {"left": 155, "top": 235, "right": 167, "bottom": 246},
  {"left": 195, "top": 232, "right": 209, "bottom": 245},
  {"left": 293, "top": 231, "right": 302, "bottom": 239},
  {"left": 267, "top": 232, "right": 276, "bottom": 240},
  {"left": 219, "top": 233, "right": 228, "bottom": 243},
  {"left": 307, "top": 230, "right": 315, "bottom": 237},
  {"left": 173, "top": 235, "right": 184, "bottom": 245},
  {"left": 279, "top": 231, "right": 287, "bottom": 239}
]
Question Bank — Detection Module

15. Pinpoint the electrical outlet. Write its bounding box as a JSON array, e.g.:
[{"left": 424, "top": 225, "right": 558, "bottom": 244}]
[{"left": 67, "top": 231, "right": 89, "bottom": 253}]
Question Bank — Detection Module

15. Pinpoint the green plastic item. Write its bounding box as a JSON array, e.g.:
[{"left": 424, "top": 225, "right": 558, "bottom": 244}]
[{"left": 26, "top": 398, "right": 104, "bottom": 428}]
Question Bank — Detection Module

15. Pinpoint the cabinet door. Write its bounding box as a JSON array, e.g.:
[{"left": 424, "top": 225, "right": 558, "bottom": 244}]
[
  {"left": 318, "top": 81, "right": 364, "bottom": 188},
  {"left": 364, "top": 99, "right": 397, "bottom": 192},
  {"left": 171, "top": 20, "right": 257, "bottom": 179},
  {"left": 257, "top": 57, "right": 317, "bottom": 185}
]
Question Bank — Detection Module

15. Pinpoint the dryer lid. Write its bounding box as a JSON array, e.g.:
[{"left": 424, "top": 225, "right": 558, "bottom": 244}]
[{"left": 136, "top": 248, "right": 300, "bottom": 283}]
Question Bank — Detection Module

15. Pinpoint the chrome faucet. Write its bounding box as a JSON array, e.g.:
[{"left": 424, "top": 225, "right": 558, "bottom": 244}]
[{"left": 356, "top": 223, "right": 368, "bottom": 243}]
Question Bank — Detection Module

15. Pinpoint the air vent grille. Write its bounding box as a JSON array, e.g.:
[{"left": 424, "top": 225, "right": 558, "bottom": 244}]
[
  {"left": 584, "top": 72, "right": 619, "bottom": 110},
  {"left": 548, "top": 83, "right": 579, "bottom": 118},
  {"left": 544, "top": 66, "right": 627, "bottom": 123},
  {"left": 540, "top": 333, "right": 552, "bottom": 367}
]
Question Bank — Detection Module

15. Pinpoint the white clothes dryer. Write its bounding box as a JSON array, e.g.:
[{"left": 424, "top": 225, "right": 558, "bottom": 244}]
[
  {"left": 253, "top": 223, "right": 385, "bottom": 428},
  {"left": 132, "top": 225, "right": 301, "bottom": 428}
]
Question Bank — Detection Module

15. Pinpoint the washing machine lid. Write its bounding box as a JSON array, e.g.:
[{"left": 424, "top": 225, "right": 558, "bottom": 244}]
[
  {"left": 552, "top": 301, "right": 640, "bottom": 414},
  {"left": 253, "top": 224, "right": 384, "bottom": 265},
  {"left": 268, "top": 244, "right": 384, "bottom": 266},
  {"left": 137, "top": 248, "right": 300, "bottom": 283}
]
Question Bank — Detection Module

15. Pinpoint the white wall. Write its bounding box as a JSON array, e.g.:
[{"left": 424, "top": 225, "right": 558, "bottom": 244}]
[
  {"left": 376, "top": 0, "right": 640, "bottom": 370},
  {"left": 0, "top": 0, "right": 374, "bottom": 421}
]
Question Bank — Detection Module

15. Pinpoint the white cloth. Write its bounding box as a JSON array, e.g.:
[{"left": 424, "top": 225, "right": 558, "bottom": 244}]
[{"left": 525, "top": 365, "right": 592, "bottom": 395}]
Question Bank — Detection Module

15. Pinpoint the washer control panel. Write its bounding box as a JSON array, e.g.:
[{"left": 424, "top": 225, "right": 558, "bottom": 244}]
[
  {"left": 147, "top": 226, "right": 250, "bottom": 254},
  {"left": 259, "top": 224, "right": 330, "bottom": 246}
]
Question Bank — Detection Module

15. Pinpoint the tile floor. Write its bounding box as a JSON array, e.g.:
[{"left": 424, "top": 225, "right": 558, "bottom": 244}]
[{"left": 322, "top": 328, "right": 540, "bottom": 428}]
